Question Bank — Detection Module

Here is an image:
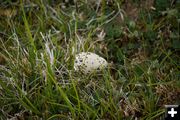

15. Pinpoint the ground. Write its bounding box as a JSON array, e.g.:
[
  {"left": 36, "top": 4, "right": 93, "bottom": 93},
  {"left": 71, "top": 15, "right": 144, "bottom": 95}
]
[{"left": 0, "top": 0, "right": 180, "bottom": 119}]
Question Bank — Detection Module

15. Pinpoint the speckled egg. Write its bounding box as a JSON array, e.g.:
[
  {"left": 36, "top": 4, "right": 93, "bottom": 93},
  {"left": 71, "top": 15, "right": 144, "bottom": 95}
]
[{"left": 74, "top": 52, "right": 108, "bottom": 74}]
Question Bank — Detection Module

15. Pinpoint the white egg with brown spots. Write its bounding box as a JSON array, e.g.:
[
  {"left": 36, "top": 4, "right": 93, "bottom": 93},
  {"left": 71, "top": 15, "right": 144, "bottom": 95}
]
[{"left": 74, "top": 52, "right": 108, "bottom": 74}]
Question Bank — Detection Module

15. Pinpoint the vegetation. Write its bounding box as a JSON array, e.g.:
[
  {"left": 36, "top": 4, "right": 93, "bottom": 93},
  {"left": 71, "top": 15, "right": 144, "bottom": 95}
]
[{"left": 0, "top": 0, "right": 179, "bottom": 119}]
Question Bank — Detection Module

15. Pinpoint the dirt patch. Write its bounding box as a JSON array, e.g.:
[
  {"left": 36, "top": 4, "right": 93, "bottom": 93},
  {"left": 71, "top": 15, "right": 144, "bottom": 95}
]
[{"left": 121, "top": 0, "right": 154, "bottom": 20}]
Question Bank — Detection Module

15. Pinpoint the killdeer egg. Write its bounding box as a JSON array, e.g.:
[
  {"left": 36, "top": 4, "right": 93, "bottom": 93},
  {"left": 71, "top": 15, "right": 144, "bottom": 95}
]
[{"left": 74, "top": 52, "right": 108, "bottom": 74}]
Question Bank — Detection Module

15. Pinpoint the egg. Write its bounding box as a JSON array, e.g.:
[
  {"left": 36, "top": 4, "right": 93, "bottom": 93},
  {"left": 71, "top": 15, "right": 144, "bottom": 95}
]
[{"left": 74, "top": 52, "right": 108, "bottom": 74}]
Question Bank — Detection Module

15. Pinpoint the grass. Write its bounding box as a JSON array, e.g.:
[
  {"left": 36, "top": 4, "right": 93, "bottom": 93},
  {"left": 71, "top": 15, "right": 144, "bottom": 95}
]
[{"left": 0, "top": 0, "right": 180, "bottom": 119}]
